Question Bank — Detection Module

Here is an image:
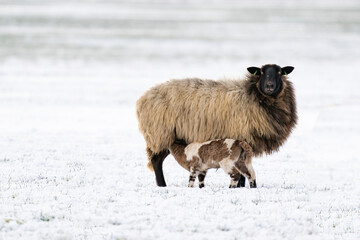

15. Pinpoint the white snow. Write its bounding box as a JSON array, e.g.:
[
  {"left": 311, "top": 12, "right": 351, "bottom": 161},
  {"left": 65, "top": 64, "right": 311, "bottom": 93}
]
[{"left": 0, "top": 0, "right": 360, "bottom": 239}]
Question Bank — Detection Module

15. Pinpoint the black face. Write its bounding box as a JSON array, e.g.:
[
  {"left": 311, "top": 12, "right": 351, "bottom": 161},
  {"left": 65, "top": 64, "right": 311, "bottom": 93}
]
[
  {"left": 259, "top": 65, "right": 282, "bottom": 96},
  {"left": 247, "top": 64, "right": 294, "bottom": 96}
]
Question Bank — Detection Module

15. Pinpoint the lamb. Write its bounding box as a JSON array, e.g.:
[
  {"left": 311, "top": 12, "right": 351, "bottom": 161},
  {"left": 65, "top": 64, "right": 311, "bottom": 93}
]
[
  {"left": 136, "top": 64, "right": 297, "bottom": 187},
  {"left": 169, "top": 139, "right": 256, "bottom": 188}
]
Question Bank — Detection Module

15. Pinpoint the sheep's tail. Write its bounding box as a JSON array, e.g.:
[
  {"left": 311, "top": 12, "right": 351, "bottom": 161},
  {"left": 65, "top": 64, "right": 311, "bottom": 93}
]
[{"left": 146, "top": 147, "right": 154, "bottom": 172}]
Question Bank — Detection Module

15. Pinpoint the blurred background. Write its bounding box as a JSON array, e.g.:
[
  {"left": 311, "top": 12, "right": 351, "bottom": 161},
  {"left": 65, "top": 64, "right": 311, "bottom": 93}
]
[{"left": 1, "top": 0, "right": 359, "bottom": 64}]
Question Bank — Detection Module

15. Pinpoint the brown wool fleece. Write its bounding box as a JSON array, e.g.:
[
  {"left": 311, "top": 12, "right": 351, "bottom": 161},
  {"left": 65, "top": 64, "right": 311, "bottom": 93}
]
[{"left": 136, "top": 74, "right": 297, "bottom": 167}]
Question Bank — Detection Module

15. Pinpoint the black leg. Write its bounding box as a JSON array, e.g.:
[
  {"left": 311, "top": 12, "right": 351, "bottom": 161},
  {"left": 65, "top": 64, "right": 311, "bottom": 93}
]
[
  {"left": 237, "top": 175, "right": 246, "bottom": 187},
  {"left": 198, "top": 171, "right": 207, "bottom": 188},
  {"left": 151, "top": 150, "right": 169, "bottom": 187}
]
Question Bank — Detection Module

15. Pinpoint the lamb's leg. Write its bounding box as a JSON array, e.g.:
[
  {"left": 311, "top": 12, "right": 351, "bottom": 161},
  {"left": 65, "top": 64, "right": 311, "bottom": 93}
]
[
  {"left": 250, "top": 179, "right": 257, "bottom": 188},
  {"left": 220, "top": 163, "right": 241, "bottom": 188},
  {"left": 188, "top": 167, "right": 197, "bottom": 187},
  {"left": 197, "top": 171, "right": 207, "bottom": 188},
  {"left": 246, "top": 162, "right": 257, "bottom": 188},
  {"left": 235, "top": 162, "right": 256, "bottom": 188},
  {"left": 229, "top": 171, "right": 241, "bottom": 188},
  {"left": 151, "top": 150, "right": 169, "bottom": 187}
]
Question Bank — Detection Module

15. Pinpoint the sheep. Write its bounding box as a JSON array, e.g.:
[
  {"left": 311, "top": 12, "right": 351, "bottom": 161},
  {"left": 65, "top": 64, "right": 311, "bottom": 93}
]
[
  {"left": 169, "top": 139, "right": 256, "bottom": 188},
  {"left": 136, "top": 64, "right": 297, "bottom": 187}
]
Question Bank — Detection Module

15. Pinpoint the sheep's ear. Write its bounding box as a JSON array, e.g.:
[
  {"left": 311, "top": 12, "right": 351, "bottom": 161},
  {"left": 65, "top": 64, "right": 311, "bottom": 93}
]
[
  {"left": 281, "top": 66, "right": 294, "bottom": 75},
  {"left": 247, "top": 67, "right": 261, "bottom": 76}
]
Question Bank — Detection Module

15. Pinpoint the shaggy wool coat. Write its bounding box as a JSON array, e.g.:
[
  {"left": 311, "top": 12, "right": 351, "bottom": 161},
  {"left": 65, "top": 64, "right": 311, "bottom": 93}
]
[{"left": 136, "top": 74, "right": 297, "bottom": 166}]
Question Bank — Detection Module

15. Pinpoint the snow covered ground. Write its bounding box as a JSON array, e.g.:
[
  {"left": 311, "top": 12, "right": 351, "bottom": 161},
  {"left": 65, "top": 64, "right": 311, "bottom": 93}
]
[{"left": 0, "top": 0, "right": 360, "bottom": 239}]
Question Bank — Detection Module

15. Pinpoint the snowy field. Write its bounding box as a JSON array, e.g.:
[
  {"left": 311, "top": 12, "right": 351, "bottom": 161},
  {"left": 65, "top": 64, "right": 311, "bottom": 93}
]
[{"left": 1, "top": 0, "right": 360, "bottom": 239}]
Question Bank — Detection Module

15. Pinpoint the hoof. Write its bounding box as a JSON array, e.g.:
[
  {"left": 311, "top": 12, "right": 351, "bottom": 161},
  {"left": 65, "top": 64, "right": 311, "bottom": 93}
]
[
  {"left": 199, "top": 184, "right": 205, "bottom": 188},
  {"left": 250, "top": 180, "right": 257, "bottom": 188}
]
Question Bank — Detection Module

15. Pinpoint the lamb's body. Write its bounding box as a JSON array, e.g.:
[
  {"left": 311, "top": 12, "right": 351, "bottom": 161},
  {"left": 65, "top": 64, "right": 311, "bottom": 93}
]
[
  {"left": 136, "top": 65, "right": 297, "bottom": 186},
  {"left": 169, "top": 139, "right": 256, "bottom": 188}
]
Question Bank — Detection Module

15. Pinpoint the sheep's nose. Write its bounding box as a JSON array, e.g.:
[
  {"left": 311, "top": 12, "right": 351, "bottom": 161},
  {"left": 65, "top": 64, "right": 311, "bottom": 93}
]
[{"left": 266, "top": 82, "right": 274, "bottom": 89}]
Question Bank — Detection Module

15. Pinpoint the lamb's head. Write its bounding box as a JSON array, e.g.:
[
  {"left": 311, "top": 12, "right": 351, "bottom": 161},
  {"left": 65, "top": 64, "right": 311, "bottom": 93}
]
[{"left": 247, "top": 64, "right": 294, "bottom": 97}]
